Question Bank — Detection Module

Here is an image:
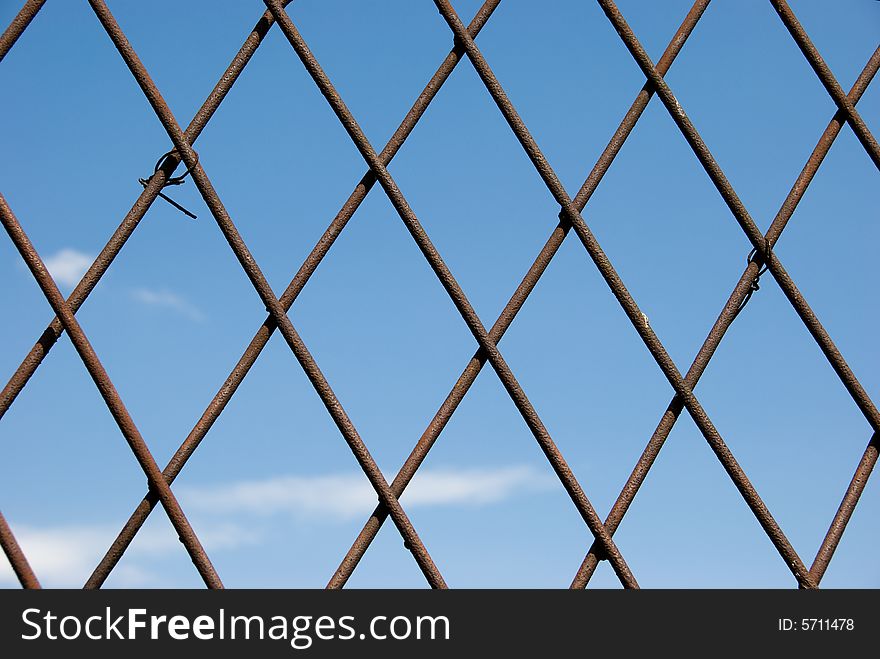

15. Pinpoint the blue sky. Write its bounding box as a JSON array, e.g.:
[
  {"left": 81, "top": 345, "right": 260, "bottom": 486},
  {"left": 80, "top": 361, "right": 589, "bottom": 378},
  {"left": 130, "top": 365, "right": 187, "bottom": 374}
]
[{"left": 0, "top": 0, "right": 877, "bottom": 588}]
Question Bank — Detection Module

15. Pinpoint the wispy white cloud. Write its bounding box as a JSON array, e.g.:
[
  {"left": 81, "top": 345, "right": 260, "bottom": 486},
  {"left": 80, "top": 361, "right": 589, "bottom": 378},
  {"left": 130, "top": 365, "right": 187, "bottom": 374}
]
[
  {"left": 0, "top": 521, "right": 254, "bottom": 588},
  {"left": 43, "top": 248, "right": 92, "bottom": 287},
  {"left": 131, "top": 288, "right": 206, "bottom": 322},
  {"left": 397, "top": 467, "right": 550, "bottom": 506},
  {"left": 180, "top": 466, "right": 554, "bottom": 522},
  {"left": 1, "top": 468, "right": 552, "bottom": 586},
  {"left": 0, "top": 525, "right": 109, "bottom": 586}
]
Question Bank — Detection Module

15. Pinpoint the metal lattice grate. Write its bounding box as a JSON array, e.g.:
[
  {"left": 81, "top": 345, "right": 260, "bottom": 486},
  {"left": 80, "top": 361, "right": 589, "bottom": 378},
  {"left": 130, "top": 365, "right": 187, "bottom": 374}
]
[{"left": 0, "top": 0, "right": 877, "bottom": 589}]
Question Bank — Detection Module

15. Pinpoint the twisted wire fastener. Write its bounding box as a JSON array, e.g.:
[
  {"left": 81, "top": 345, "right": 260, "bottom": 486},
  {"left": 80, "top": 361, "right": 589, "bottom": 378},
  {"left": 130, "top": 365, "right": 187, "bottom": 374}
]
[
  {"left": 732, "top": 246, "right": 771, "bottom": 321},
  {"left": 138, "top": 150, "right": 198, "bottom": 220}
]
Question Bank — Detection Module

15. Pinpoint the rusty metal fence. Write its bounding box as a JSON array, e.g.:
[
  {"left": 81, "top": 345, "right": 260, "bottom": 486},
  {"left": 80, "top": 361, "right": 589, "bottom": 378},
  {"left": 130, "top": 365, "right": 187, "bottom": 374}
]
[{"left": 0, "top": 0, "right": 877, "bottom": 589}]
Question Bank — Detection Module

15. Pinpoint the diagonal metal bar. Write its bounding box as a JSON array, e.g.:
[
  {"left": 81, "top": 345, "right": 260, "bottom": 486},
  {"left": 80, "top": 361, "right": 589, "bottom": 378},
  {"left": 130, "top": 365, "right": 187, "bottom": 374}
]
[
  {"left": 0, "top": 192, "right": 223, "bottom": 589},
  {"left": 0, "top": 1, "right": 293, "bottom": 426},
  {"left": 264, "top": 0, "right": 639, "bottom": 588},
  {"left": 1, "top": 3, "right": 285, "bottom": 585},
  {"left": 596, "top": 0, "right": 880, "bottom": 434},
  {"left": 434, "top": 0, "right": 814, "bottom": 587},
  {"left": 87, "top": 0, "right": 446, "bottom": 589},
  {"left": 0, "top": 0, "right": 46, "bottom": 62},
  {"left": 0, "top": 510, "right": 40, "bottom": 588},
  {"left": 770, "top": 0, "right": 880, "bottom": 170},
  {"left": 85, "top": 0, "right": 501, "bottom": 589},
  {"left": 0, "top": 0, "right": 871, "bottom": 591},
  {"left": 810, "top": 429, "right": 879, "bottom": 583},
  {"left": 329, "top": 0, "right": 712, "bottom": 590},
  {"left": 597, "top": 1, "right": 880, "bottom": 584},
  {"left": 572, "top": 46, "right": 880, "bottom": 588}
]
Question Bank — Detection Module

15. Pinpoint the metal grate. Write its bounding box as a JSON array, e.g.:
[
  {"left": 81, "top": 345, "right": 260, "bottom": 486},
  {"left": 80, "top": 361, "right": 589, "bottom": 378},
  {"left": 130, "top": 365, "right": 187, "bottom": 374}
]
[{"left": 0, "top": 0, "right": 877, "bottom": 589}]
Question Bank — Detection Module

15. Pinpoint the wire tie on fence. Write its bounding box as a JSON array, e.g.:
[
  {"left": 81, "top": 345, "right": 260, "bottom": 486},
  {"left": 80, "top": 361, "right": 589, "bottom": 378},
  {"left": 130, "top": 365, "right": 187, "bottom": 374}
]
[
  {"left": 732, "top": 245, "right": 771, "bottom": 320},
  {"left": 138, "top": 149, "right": 199, "bottom": 220}
]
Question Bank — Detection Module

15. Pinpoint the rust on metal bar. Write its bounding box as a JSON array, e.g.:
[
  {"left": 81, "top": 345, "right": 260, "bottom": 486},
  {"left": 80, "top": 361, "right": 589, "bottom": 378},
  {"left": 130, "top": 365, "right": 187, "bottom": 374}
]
[
  {"left": 0, "top": 193, "right": 223, "bottom": 589},
  {"left": 595, "top": 0, "right": 879, "bottom": 434},
  {"left": 87, "top": 0, "right": 446, "bottom": 589},
  {"left": 769, "top": 0, "right": 880, "bottom": 170},
  {"left": 264, "top": 0, "right": 639, "bottom": 588},
  {"left": 330, "top": 0, "right": 713, "bottom": 590},
  {"left": 573, "top": 45, "right": 880, "bottom": 588},
  {"left": 434, "top": 0, "right": 814, "bottom": 587},
  {"left": 0, "top": 0, "right": 46, "bottom": 63},
  {"left": 0, "top": 1, "right": 295, "bottom": 426},
  {"left": 86, "top": 0, "right": 502, "bottom": 589},
  {"left": 0, "top": 510, "right": 40, "bottom": 589},
  {"left": 0, "top": 0, "right": 874, "bottom": 590},
  {"left": 809, "top": 429, "right": 879, "bottom": 583}
]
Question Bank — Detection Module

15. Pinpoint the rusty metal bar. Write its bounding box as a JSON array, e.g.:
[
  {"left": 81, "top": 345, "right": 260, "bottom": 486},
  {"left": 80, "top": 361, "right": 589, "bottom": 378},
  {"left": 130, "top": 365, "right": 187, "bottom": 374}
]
[
  {"left": 0, "top": 1, "right": 294, "bottom": 425},
  {"left": 0, "top": 510, "right": 40, "bottom": 589},
  {"left": 87, "top": 0, "right": 446, "bottom": 589},
  {"left": 329, "top": 0, "right": 712, "bottom": 590},
  {"left": 85, "top": 0, "right": 501, "bottom": 589},
  {"left": 810, "top": 430, "right": 879, "bottom": 583},
  {"left": 596, "top": 0, "right": 880, "bottom": 434},
  {"left": 0, "top": 0, "right": 46, "bottom": 63},
  {"left": 264, "top": 0, "right": 639, "bottom": 588},
  {"left": 434, "top": 0, "right": 813, "bottom": 587},
  {"left": 769, "top": 0, "right": 880, "bottom": 170},
  {"left": 572, "top": 46, "right": 880, "bottom": 588},
  {"left": 0, "top": 193, "right": 222, "bottom": 589},
  {"left": 0, "top": 0, "right": 873, "bottom": 590}
]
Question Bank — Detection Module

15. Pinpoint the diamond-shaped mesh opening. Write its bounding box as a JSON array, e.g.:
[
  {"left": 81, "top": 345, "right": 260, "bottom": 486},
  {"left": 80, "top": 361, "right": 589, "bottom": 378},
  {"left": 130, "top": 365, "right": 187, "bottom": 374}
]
[{"left": 0, "top": 0, "right": 876, "bottom": 589}]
